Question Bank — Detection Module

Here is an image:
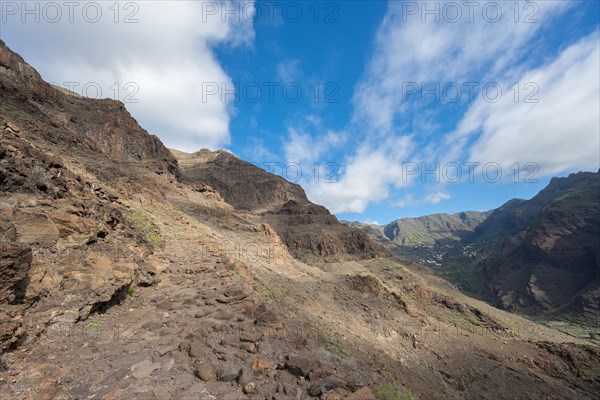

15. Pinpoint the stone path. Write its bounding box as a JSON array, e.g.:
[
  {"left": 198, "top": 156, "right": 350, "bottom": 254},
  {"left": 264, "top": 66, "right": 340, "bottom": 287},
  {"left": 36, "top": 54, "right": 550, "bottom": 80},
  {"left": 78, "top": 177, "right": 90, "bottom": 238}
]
[{"left": 0, "top": 238, "right": 356, "bottom": 399}]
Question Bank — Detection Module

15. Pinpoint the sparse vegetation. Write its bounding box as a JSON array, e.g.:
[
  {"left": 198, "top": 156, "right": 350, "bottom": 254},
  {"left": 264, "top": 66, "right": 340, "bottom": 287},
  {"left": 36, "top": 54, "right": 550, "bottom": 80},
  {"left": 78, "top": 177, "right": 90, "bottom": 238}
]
[
  {"left": 2, "top": 103, "right": 30, "bottom": 121},
  {"left": 320, "top": 339, "right": 347, "bottom": 360},
  {"left": 125, "top": 209, "right": 162, "bottom": 248},
  {"left": 127, "top": 287, "right": 136, "bottom": 297},
  {"left": 254, "top": 277, "right": 286, "bottom": 299},
  {"left": 86, "top": 321, "right": 104, "bottom": 329},
  {"left": 228, "top": 269, "right": 241, "bottom": 280},
  {"left": 374, "top": 383, "right": 418, "bottom": 400},
  {"left": 259, "top": 286, "right": 273, "bottom": 298},
  {"left": 259, "top": 285, "right": 285, "bottom": 299},
  {"left": 273, "top": 287, "right": 285, "bottom": 298}
]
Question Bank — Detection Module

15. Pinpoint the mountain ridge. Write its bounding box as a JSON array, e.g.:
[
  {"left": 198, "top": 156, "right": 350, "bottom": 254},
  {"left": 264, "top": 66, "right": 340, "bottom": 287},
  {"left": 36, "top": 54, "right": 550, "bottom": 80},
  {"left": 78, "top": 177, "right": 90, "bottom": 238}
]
[
  {"left": 172, "top": 148, "right": 382, "bottom": 262},
  {"left": 352, "top": 171, "right": 600, "bottom": 326}
]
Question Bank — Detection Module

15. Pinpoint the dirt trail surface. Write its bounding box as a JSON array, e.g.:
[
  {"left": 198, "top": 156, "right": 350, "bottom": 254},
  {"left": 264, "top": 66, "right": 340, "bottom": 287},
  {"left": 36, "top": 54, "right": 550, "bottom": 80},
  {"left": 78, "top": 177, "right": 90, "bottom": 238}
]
[{"left": 0, "top": 237, "right": 298, "bottom": 399}]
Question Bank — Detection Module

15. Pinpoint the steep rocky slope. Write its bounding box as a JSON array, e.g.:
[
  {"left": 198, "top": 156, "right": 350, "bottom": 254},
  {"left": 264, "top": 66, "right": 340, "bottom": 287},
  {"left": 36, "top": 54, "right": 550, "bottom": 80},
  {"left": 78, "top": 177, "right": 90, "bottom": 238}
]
[
  {"left": 460, "top": 171, "right": 600, "bottom": 323},
  {"left": 0, "top": 40, "right": 178, "bottom": 177},
  {"left": 173, "top": 148, "right": 381, "bottom": 262},
  {"left": 172, "top": 149, "right": 305, "bottom": 211},
  {"left": 1, "top": 40, "right": 599, "bottom": 399},
  {"left": 0, "top": 36, "right": 183, "bottom": 353}
]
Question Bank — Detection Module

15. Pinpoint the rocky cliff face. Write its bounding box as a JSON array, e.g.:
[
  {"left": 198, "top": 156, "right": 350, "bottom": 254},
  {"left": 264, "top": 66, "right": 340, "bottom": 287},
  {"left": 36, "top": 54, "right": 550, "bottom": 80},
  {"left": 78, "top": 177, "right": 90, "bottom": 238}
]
[
  {"left": 172, "top": 148, "right": 306, "bottom": 211},
  {"left": 172, "top": 148, "right": 382, "bottom": 261},
  {"left": 468, "top": 171, "right": 600, "bottom": 322},
  {"left": 0, "top": 40, "right": 176, "bottom": 351},
  {"left": 0, "top": 112, "right": 168, "bottom": 350},
  {"left": 0, "top": 39, "right": 179, "bottom": 177}
]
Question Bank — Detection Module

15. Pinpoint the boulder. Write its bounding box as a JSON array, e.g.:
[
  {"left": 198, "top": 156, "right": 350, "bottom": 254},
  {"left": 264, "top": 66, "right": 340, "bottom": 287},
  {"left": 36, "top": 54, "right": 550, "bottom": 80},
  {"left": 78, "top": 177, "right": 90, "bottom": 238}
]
[
  {"left": 14, "top": 210, "right": 60, "bottom": 247},
  {"left": 286, "top": 355, "right": 316, "bottom": 377}
]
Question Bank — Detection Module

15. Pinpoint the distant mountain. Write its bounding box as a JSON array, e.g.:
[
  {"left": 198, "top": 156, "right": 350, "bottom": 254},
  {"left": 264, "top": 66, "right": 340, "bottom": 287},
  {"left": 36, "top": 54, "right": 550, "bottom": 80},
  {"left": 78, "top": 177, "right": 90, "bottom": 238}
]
[
  {"left": 354, "top": 172, "right": 600, "bottom": 325},
  {"left": 341, "top": 220, "right": 389, "bottom": 243},
  {"left": 383, "top": 211, "right": 491, "bottom": 245},
  {"left": 343, "top": 211, "right": 490, "bottom": 266}
]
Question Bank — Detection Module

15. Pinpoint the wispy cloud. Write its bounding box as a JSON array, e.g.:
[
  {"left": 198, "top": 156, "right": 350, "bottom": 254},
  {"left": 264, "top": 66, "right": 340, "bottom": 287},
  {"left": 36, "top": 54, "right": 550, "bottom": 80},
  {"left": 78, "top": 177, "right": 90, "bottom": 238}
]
[
  {"left": 244, "top": 137, "right": 277, "bottom": 161},
  {"left": 283, "top": 126, "right": 346, "bottom": 165},
  {"left": 352, "top": 1, "right": 571, "bottom": 136},
  {"left": 291, "top": 1, "right": 588, "bottom": 214},
  {"left": 276, "top": 59, "right": 301, "bottom": 82},
  {"left": 462, "top": 31, "right": 600, "bottom": 177},
  {"left": 307, "top": 136, "right": 413, "bottom": 213}
]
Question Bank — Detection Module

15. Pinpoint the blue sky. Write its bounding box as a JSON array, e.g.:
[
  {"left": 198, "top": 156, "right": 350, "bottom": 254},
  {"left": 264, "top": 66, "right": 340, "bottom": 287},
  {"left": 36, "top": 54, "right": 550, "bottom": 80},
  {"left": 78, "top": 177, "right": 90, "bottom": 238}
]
[{"left": 1, "top": 1, "right": 599, "bottom": 224}]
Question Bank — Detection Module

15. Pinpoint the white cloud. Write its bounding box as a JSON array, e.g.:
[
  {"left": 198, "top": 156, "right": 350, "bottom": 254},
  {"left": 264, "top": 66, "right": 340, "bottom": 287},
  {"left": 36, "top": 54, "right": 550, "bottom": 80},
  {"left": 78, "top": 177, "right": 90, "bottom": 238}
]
[
  {"left": 300, "top": 1, "right": 572, "bottom": 214},
  {"left": 276, "top": 59, "right": 301, "bottom": 83},
  {"left": 306, "top": 136, "right": 413, "bottom": 213},
  {"left": 283, "top": 126, "right": 346, "bottom": 165},
  {"left": 423, "top": 191, "right": 452, "bottom": 205},
  {"left": 1, "top": 0, "right": 256, "bottom": 151},
  {"left": 244, "top": 137, "right": 277, "bottom": 161},
  {"left": 453, "top": 31, "right": 600, "bottom": 177},
  {"left": 363, "top": 218, "right": 380, "bottom": 226},
  {"left": 393, "top": 194, "right": 417, "bottom": 208},
  {"left": 352, "top": 1, "right": 571, "bottom": 135}
]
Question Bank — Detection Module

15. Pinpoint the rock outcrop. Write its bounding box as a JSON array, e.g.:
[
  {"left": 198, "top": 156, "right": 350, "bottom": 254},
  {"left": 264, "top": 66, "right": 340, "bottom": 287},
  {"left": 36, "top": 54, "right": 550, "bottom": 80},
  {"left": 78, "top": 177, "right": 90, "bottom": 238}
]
[
  {"left": 0, "top": 39, "right": 179, "bottom": 178},
  {"left": 172, "top": 149, "right": 382, "bottom": 261},
  {"left": 0, "top": 40, "right": 171, "bottom": 350}
]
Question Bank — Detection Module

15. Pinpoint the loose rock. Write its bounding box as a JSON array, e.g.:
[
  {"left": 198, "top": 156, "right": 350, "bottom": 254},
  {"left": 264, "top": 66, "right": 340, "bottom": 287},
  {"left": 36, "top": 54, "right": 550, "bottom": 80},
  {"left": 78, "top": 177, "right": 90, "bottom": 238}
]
[{"left": 243, "top": 382, "right": 256, "bottom": 394}]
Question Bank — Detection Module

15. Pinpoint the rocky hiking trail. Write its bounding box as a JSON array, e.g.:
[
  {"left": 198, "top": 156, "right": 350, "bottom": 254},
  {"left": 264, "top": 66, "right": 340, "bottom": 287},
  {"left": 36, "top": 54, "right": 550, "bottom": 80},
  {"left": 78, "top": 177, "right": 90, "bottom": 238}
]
[{"left": 0, "top": 237, "right": 364, "bottom": 400}]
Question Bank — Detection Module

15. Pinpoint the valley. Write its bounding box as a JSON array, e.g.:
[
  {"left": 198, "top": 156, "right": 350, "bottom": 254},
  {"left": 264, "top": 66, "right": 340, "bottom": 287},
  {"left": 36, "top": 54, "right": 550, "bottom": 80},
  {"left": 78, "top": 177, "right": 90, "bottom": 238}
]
[{"left": 347, "top": 172, "right": 600, "bottom": 346}]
